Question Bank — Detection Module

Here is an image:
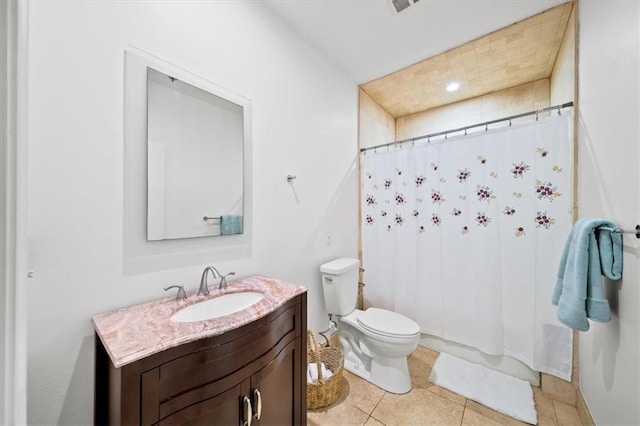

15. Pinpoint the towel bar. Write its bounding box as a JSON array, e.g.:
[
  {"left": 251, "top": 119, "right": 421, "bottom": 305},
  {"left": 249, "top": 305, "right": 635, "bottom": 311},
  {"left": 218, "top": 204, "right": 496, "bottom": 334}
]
[
  {"left": 599, "top": 224, "right": 640, "bottom": 239},
  {"left": 203, "top": 216, "right": 221, "bottom": 222}
]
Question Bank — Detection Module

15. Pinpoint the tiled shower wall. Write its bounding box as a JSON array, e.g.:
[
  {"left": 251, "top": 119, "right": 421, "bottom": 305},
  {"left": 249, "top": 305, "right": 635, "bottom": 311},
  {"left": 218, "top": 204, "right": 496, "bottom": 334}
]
[{"left": 394, "top": 78, "right": 550, "bottom": 140}]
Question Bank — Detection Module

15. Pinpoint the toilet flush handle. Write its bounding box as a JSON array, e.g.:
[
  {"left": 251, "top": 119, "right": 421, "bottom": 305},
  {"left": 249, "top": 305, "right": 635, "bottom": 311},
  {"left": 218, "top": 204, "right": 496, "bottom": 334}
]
[{"left": 324, "top": 275, "right": 333, "bottom": 282}]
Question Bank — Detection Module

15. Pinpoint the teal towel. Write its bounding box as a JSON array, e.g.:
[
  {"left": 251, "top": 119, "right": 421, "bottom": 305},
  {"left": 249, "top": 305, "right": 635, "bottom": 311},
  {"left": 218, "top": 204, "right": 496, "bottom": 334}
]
[
  {"left": 220, "top": 215, "right": 243, "bottom": 235},
  {"left": 552, "top": 218, "right": 623, "bottom": 331}
]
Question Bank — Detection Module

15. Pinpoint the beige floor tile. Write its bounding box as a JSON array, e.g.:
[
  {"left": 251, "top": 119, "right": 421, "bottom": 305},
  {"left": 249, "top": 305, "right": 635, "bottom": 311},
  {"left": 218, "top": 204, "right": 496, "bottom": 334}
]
[
  {"left": 365, "top": 416, "right": 386, "bottom": 426},
  {"left": 307, "top": 398, "right": 370, "bottom": 426},
  {"left": 372, "top": 388, "right": 464, "bottom": 426},
  {"left": 408, "top": 347, "right": 435, "bottom": 389},
  {"left": 553, "top": 400, "right": 582, "bottom": 426},
  {"left": 533, "top": 386, "right": 558, "bottom": 426},
  {"left": 425, "top": 384, "right": 467, "bottom": 406},
  {"left": 465, "top": 400, "right": 528, "bottom": 426},
  {"left": 412, "top": 344, "right": 440, "bottom": 368},
  {"left": 462, "top": 408, "right": 505, "bottom": 426},
  {"left": 408, "top": 346, "right": 467, "bottom": 406},
  {"left": 308, "top": 344, "right": 578, "bottom": 426},
  {"left": 341, "top": 371, "right": 386, "bottom": 414},
  {"left": 576, "top": 391, "right": 595, "bottom": 426},
  {"left": 541, "top": 374, "right": 577, "bottom": 407}
]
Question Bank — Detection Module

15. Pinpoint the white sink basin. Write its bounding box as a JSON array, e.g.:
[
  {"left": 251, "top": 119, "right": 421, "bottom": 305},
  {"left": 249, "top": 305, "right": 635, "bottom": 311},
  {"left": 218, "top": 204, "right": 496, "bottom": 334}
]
[{"left": 170, "top": 292, "right": 264, "bottom": 323}]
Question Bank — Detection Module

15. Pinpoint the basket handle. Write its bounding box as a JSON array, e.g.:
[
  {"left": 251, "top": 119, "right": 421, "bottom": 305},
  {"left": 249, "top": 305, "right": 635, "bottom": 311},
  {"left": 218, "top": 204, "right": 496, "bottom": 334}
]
[{"left": 307, "top": 330, "right": 325, "bottom": 382}]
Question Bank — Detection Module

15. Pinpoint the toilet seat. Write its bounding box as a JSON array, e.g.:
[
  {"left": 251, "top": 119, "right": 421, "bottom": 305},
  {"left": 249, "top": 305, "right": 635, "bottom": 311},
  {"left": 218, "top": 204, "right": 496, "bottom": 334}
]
[{"left": 358, "top": 308, "right": 420, "bottom": 339}]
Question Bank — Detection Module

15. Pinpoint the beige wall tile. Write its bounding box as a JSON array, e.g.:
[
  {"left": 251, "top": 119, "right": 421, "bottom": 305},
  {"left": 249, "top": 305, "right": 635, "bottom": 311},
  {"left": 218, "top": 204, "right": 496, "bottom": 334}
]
[
  {"left": 359, "top": 89, "right": 395, "bottom": 149},
  {"left": 550, "top": 6, "right": 575, "bottom": 105},
  {"left": 361, "top": 3, "right": 572, "bottom": 117},
  {"left": 395, "top": 80, "right": 550, "bottom": 141},
  {"left": 395, "top": 97, "right": 482, "bottom": 141}
]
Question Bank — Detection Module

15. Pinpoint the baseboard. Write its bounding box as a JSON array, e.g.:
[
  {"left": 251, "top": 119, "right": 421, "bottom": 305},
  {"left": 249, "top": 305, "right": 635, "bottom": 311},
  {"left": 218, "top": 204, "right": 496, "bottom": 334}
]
[{"left": 576, "top": 389, "right": 595, "bottom": 426}]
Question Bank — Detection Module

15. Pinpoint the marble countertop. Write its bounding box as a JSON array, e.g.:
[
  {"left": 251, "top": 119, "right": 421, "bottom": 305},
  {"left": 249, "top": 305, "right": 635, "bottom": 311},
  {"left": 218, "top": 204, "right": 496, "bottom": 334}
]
[{"left": 92, "top": 275, "right": 307, "bottom": 368}]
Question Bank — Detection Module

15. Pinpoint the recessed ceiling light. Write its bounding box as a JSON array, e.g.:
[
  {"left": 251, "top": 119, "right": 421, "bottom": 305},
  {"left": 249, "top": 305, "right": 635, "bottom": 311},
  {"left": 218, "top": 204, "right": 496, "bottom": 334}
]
[{"left": 446, "top": 82, "right": 460, "bottom": 92}]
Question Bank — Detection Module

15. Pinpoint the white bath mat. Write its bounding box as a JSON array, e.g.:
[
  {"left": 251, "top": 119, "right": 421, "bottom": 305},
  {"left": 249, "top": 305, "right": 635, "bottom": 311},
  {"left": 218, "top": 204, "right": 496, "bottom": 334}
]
[{"left": 428, "top": 353, "right": 537, "bottom": 424}]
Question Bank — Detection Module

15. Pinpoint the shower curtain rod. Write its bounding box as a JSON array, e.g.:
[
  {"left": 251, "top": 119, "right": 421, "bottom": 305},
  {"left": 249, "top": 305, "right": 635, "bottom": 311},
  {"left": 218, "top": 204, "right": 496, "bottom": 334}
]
[{"left": 360, "top": 101, "right": 574, "bottom": 153}]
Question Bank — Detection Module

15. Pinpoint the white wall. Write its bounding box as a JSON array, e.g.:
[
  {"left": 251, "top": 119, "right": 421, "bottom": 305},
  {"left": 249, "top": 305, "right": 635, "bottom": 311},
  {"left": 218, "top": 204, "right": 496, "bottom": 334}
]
[
  {"left": 25, "top": 1, "right": 358, "bottom": 424},
  {"left": 578, "top": 2, "right": 640, "bottom": 424}
]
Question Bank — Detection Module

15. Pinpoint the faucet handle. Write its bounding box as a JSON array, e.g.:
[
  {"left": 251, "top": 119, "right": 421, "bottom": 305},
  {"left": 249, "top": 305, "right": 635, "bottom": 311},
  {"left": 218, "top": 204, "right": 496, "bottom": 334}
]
[
  {"left": 219, "top": 272, "right": 235, "bottom": 290},
  {"left": 164, "top": 285, "right": 187, "bottom": 301}
]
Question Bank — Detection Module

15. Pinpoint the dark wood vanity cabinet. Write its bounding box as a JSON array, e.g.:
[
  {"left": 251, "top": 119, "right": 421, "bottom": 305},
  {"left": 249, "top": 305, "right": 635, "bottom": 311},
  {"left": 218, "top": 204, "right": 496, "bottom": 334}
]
[{"left": 95, "top": 294, "right": 307, "bottom": 426}]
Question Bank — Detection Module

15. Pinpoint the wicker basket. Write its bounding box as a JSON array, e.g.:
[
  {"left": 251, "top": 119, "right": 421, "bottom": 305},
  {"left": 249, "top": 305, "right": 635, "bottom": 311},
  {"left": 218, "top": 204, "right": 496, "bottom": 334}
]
[{"left": 306, "top": 330, "right": 344, "bottom": 410}]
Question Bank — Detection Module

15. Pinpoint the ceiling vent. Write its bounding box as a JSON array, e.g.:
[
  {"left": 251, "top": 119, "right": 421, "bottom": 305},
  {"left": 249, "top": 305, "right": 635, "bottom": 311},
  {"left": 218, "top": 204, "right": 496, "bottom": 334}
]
[{"left": 391, "top": 0, "right": 420, "bottom": 14}]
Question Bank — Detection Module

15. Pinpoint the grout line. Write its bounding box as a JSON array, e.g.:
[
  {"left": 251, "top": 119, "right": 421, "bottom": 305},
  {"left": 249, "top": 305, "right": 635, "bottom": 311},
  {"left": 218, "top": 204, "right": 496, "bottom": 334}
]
[
  {"left": 369, "top": 413, "right": 387, "bottom": 426},
  {"left": 370, "top": 391, "right": 386, "bottom": 414}
]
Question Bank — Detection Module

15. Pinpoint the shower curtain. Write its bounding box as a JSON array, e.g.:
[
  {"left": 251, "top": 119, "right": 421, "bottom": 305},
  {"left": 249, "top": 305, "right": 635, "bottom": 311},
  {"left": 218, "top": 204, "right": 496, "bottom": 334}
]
[{"left": 361, "top": 114, "right": 573, "bottom": 380}]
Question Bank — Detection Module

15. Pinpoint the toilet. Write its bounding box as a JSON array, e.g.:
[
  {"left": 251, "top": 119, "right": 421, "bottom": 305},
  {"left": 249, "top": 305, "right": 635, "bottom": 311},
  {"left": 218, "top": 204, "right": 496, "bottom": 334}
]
[{"left": 320, "top": 258, "right": 420, "bottom": 394}]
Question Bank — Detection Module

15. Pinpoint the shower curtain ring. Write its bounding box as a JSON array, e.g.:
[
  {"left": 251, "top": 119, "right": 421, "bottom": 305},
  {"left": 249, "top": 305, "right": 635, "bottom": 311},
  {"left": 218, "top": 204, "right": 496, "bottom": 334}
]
[
  {"left": 485, "top": 124, "right": 488, "bottom": 132},
  {"left": 557, "top": 106, "right": 562, "bottom": 116},
  {"left": 509, "top": 119, "right": 512, "bottom": 127}
]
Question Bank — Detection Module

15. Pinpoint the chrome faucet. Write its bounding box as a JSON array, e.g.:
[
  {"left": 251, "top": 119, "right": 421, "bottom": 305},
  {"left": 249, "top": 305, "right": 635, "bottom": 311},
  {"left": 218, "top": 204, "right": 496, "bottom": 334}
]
[
  {"left": 218, "top": 272, "right": 236, "bottom": 289},
  {"left": 164, "top": 285, "right": 187, "bottom": 301},
  {"left": 198, "top": 266, "right": 221, "bottom": 296},
  {"left": 198, "top": 266, "right": 237, "bottom": 294}
]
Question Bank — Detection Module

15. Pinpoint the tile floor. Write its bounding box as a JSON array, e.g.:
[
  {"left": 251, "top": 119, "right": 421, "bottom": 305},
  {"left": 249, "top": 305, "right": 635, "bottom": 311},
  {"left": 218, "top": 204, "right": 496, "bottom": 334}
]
[{"left": 307, "top": 345, "right": 583, "bottom": 426}]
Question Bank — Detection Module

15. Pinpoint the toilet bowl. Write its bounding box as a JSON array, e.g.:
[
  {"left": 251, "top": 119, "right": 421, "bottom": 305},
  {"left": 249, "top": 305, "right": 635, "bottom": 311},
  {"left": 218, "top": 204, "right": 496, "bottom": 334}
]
[
  {"left": 339, "top": 308, "right": 420, "bottom": 394},
  {"left": 320, "top": 258, "right": 420, "bottom": 394}
]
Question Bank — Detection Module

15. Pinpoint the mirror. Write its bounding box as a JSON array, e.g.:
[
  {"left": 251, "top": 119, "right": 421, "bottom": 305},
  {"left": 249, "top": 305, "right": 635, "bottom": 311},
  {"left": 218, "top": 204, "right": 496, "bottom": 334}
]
[{"left": 146, "top": 67, "right": 244, "bottom": 241}]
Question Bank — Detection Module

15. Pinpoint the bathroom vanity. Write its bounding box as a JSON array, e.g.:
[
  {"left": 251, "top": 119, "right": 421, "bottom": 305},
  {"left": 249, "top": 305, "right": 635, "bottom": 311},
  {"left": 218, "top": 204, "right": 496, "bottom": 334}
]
[{"left": 93, "top": 276, "right": 307, "bottom": 425}]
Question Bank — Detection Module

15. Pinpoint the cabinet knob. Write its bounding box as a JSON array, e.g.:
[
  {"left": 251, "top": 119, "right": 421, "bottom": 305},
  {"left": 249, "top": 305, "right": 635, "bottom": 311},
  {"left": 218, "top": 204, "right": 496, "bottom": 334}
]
[
  {"left": 242, "top": 396, "right": 253, "bottom": 426},
  {"left": 253, "top": 389, "right": 262, "bottom": 420}
]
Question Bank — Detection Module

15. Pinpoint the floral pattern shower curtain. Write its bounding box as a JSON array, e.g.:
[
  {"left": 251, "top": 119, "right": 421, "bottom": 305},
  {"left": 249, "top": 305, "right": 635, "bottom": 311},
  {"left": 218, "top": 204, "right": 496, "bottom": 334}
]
[{"left": 361, "top": 114, "right": 573, "bottom": 380}]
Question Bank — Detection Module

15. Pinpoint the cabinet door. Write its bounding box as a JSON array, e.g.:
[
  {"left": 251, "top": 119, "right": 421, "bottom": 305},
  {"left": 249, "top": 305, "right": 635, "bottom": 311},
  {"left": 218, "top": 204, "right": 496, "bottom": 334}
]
[
  {"left": 157, "top": 382, "right": 247, "bottom": 426},
  {"left": 251, "top": 338, "right": 303, "bottom": 426}
]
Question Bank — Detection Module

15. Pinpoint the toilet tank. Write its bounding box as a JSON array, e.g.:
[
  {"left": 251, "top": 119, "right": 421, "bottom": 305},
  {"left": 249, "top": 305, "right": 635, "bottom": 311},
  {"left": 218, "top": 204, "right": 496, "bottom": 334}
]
[{"left": 320, "top": 258, "right": 360, "bottom": 316}]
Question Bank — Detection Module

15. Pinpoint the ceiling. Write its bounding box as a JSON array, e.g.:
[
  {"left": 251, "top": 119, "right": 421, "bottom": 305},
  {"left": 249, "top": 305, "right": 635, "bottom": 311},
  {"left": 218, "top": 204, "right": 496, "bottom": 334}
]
[
  {"left": 362, "top": 2, "right": 573, "bottom": 117},
  {"left": 264, "top": 0, "right": 571, "bottom": 85}
]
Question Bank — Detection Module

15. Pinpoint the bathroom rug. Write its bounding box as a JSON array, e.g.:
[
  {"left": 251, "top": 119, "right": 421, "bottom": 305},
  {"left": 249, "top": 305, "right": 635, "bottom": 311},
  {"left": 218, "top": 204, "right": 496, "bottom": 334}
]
[{"left": 428, "top": 352, "right": 537, "bottom": 424}]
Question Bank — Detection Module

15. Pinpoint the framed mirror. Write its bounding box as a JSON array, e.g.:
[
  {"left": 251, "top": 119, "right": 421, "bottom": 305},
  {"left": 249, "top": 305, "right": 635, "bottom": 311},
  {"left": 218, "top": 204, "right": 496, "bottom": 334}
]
[
  {"left": 146, "top": 67, "right": 245, "bottom": 241},
  {"left": 123, "top": 47, "right": 252, "bottom": 273}
]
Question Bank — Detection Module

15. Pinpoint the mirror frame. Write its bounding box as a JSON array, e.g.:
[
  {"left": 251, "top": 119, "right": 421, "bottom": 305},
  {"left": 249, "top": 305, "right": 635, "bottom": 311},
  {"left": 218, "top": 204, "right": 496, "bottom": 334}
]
[{"left": 123, "top": 46, "right": 252, "bottom": 274}]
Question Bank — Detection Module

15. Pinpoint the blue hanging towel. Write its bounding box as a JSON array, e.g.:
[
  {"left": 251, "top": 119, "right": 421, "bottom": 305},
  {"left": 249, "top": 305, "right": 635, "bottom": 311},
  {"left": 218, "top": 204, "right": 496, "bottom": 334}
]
[
  {"left": 220, "top": 215, "right": 243, "bottom": 235},
  {"left": 552, "top": 218, "right": 623, "bottom": 331}
]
